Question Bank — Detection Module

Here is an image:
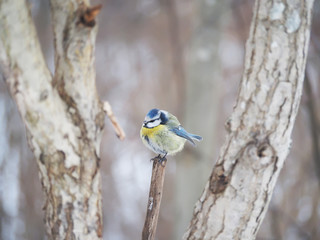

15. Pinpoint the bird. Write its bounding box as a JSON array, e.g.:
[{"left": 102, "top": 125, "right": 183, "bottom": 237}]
[{"left": 140, "top": 108, "right": 202, "bottom": 162}]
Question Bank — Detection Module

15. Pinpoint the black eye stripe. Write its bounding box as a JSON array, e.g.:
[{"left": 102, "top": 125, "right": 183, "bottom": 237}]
[{"left": 148, "top": 118, "right": 160, "bottom": 123}]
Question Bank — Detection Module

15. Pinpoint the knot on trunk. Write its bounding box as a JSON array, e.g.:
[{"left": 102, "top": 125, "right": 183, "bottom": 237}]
[
  {"left": 244, "top": 137, "right": 276, "bottom": 170},
  {"left": 78, "top": 4, "right": 102, "bottom": 27},
  {"left": 209, "top": 164, "right": 229, "bottom": 194}
]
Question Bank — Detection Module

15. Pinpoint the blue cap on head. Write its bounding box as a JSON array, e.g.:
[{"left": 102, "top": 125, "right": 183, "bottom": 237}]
[
  {"left": 147, "top": 108, "right": 160, "bottom": 118},
  {"left": 145, "top": 108, "right": 168, "bottom": 125}
]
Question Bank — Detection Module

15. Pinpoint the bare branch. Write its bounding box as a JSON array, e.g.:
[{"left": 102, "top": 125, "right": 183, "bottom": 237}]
[
  {"left": 103, "top": 101, "right": 125, "bottom": 140},
  {"left": 142, "top": 158, "right": 167, "bottom": 240}
]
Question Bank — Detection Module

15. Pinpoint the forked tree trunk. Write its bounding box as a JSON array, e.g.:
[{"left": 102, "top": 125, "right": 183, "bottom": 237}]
[
  {"left": 0, "top": 0, "right": 104, "bottom": 239},
  {"left": 183, "top": 0, "right": 314, "bottom": 239},
  {"left": 0, "top": 0, "right": 315, "bottom": 239}
]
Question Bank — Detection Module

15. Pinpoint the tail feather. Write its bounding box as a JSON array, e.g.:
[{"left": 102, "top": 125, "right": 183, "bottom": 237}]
[{"left": 190, "top": 134, "right": 203, "bottom": 142}]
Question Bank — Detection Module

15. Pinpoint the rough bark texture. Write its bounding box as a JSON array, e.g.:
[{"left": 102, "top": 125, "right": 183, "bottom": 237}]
[
  {"left": 183, "top": 0, "right": 314, "bottom": 239},
  {"left": 0, "top": 0, "right": 104, "bottom": 239},
  {"left": 142, "top": 158, "right": 167, "bottom": 240}
]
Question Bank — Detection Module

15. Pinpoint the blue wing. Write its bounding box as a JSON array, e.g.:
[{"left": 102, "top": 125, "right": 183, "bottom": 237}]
[{"left": 170, "top": 126, "right": 199, "bottom": 145}]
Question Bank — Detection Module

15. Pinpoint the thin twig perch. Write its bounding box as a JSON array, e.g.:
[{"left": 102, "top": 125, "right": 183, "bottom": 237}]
[
  {"left": 142, "top": 158, "right": 167, "bottom": 240},
  {"left": 103, "top": 101, "right": 125, "bottom": 140}
]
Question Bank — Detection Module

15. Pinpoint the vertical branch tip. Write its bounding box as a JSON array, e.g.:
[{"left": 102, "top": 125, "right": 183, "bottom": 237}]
[{"left": 142, "top": 157, "right": 167, "bottom": 240}]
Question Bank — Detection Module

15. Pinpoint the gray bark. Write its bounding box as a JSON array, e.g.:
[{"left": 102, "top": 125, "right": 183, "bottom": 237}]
[
  {"left": 0, "top": 0, "right": 104, "bottom": 239},
  {"left": 183, "top": 0, "right": 314, "bottom": 239}
]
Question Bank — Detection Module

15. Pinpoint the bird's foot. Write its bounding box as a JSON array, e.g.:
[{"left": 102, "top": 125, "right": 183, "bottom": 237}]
[
  {"left": 150, "top": 154, "right": 161, "bottom": 162},
  {"left": 158, "top": 155, "right": 167, "bottom": 166},
  {"left": 151, "top": 154, "right": 167, "bottom": 166}
]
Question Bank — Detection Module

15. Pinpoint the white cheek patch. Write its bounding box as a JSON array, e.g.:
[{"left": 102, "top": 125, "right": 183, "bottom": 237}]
[{"left": 146, "top": 119, "right": 161, "bottom": 128}]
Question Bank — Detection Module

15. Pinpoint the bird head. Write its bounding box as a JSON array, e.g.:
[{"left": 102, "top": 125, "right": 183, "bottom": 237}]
[{"left": 143, "top": 108, "right": 169, "bottom": 128}]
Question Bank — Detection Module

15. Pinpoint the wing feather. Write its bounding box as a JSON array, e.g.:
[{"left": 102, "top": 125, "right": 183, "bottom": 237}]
[{"left": 170, "top": 126, "right": 195, "bottom": 145}]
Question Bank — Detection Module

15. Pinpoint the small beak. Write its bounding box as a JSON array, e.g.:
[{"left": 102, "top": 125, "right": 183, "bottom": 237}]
[{"left": 143, "top": 121, "right": 147, "bottom": 127}]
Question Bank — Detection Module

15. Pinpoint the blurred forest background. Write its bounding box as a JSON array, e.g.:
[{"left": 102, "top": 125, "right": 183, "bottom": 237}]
[{"left": 1, "top": 0, "right": 320, "bottom": 239}]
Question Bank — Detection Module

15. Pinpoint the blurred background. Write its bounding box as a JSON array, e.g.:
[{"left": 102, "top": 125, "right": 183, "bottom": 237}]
[{"left": 0, "top": 0, "right": 320, "bottom": 239}]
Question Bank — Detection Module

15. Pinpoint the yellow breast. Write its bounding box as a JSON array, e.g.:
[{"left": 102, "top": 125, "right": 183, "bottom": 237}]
[
  {"left": 141, "top": 124, "right": 187, "bottom": 155},
  {"left": 140, "top": 124, "right": 166, "bottom": 137}
]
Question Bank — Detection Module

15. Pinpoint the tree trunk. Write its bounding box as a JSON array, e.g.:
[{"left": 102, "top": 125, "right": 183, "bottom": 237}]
[
  {"left": 183, "top": 0, "right": 314, "bottom": 239},
  {"left": 0, "top": 0, "right": 104, "bottom": 239},
  {"left": 174, "top": 1, "right": 229, "bottom": 239}
]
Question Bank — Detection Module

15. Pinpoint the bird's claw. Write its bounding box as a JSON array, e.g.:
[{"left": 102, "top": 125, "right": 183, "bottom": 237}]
[
  {"left": 150, "top": 154, "right": 161, "bottom": 162},
  {"left": 150, "top": 154, "right": 167, "bottom": 166}
]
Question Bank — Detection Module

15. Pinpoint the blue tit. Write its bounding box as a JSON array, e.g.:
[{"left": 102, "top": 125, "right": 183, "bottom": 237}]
[{"left": 140, "top": 108, "right": 202, "bottom": 160}]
